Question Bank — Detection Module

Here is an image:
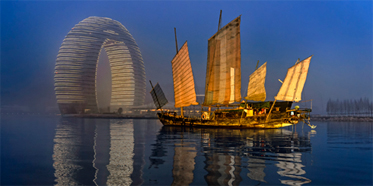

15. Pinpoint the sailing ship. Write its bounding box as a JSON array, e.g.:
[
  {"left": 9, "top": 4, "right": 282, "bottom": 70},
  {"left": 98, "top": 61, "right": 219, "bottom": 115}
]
[{"left": 150, "top": 12, "right": 313, "bottom": 129}]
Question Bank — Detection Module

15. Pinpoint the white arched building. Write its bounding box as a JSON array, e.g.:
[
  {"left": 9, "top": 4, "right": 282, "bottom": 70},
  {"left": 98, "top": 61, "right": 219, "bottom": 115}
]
[{"left": 55, "top": 17, "right": 146, "bottom": 114}]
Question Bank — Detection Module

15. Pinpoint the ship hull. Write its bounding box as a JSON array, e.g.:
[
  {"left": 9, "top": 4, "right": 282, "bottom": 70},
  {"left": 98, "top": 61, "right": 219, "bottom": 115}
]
[{"left": 157, "top": 112, "right": 300, "bottom": 129}]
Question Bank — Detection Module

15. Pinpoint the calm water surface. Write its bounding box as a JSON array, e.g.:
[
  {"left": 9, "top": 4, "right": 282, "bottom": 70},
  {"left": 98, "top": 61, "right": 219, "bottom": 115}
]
[{"left": 1, "top": 116, "right": 372, "bottom": 185}]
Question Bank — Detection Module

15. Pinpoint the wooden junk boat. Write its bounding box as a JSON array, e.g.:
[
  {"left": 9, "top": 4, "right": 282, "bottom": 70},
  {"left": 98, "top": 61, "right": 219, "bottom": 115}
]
[{"left": 150, "top": 12, "right": 314, "bottom": 129}]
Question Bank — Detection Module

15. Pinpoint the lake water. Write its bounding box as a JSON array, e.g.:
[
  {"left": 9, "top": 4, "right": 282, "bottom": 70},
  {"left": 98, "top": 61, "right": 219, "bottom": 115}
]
[{"left": 1, "top": 115, "right": 372, "bottom": 185}]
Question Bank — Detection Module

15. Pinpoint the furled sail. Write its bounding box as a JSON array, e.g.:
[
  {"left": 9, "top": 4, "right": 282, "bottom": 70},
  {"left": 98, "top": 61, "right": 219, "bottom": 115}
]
[
  {"left": 275, "top": 55, "right": 313, "bottom": 102},
  {"left": 245, "top": 62, "right": 267, "bottom": 101},
  {"left": 171, "top": 41, "right": 198, "bottom": 108},
  {"left": 150, "top": 83, "right": 168, "bottom": 109},
  {"left": 203, "top": 16, "right": 241, "bottom": 106}
]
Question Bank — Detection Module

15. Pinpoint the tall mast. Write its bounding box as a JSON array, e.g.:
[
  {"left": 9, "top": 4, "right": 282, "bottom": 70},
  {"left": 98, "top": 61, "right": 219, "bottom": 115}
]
[
  {"left": 255, "top": 60, "right": 259, "bottom": 70},
  {"left": 174, "top": 27, "right": 179, "bottom": 54},
  {"left": 174, "top": 27, "right": 184, "bottom": 118},
  {"left": 218, "top": 10, "right": 222, "bottom": 31}
]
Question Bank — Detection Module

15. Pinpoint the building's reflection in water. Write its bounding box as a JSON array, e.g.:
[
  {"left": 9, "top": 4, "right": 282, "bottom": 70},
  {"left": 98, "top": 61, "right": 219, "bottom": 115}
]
[
  {"left": 53, "top": 119, "right": 81, "bottom": 185},
  {"left": 53, "top": 118, "right": 138, "bottom": 186},
  {"left": 106, "top": 120, "right": 134, "bottom": 186},
  {"left": 53, "top": 118, "right": 96, "bottom": 185},
  {"left": 93, "top": 120, "right": 110, "bottom": 185}
]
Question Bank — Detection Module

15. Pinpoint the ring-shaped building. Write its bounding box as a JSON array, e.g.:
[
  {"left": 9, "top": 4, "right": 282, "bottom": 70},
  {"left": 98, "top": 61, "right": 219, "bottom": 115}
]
[{"left": 54, "top": 16, "right": 146, "bottom": 114}]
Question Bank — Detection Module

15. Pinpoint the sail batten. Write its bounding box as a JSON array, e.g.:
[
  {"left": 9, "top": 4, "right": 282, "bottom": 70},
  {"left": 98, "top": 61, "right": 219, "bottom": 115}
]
[
  {"left": 275, "top": 56, "right": 313, "bottom": 102},
  {"left": 245, "top": 62, "right": 267, "bottom": 101},
  {"left": 171, "top": 41, "right": 198, "bottom": 108},
  {"left": 203, "top": 16, "right": 241, "bottom": 106}
]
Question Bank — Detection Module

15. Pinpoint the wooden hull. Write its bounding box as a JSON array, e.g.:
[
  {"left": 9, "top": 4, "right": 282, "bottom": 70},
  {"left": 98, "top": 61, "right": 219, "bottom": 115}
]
[{"left": 157, "top": 112, "right": 301, "bottom": 129}]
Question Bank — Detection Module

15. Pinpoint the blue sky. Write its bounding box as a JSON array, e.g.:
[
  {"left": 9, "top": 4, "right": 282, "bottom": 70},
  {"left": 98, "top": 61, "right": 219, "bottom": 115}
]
[{"left": 1, "top": 1, "right": 372, "bottom": 113}]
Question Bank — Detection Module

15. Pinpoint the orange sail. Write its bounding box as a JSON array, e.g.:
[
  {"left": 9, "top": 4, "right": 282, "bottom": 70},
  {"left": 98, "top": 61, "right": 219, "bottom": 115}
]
[{"left": 171, "top": 41, "right": 198, "bottom": 108}]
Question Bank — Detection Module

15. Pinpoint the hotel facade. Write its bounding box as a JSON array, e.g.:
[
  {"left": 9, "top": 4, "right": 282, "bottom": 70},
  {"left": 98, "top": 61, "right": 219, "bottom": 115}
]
[{"left": 54, "top": 17, "right": 146, "bottom": 114}]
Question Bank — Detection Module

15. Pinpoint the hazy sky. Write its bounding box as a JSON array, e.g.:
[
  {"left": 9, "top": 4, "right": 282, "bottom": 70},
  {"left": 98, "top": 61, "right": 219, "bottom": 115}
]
[{"left": 1, "top": 1, "right": 372, "bottom": 113}]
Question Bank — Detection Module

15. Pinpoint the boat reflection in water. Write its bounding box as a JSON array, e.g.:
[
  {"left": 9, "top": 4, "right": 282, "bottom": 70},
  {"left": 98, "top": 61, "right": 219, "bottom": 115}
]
[
  {"left": 52, "top": 118, "right": 313, "bottom": 185},
  {"left": 153, "top": 126, "right": 312, "bottom": 185},
  {"left": 172, "top": 140, "right": 197, "bottom": 185}
]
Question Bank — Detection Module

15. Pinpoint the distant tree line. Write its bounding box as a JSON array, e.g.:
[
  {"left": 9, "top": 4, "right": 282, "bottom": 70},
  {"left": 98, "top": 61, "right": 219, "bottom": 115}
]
[{"left": 326, "top": 98, "right": 373, "bottom": 116}]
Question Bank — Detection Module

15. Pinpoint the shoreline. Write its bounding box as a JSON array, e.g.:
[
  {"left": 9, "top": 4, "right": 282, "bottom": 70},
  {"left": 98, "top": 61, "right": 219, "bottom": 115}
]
[
  {"left": 311, "top": 115, "right": 373, "bottom": 122},
  {"left": 62, "top": 114, "right": 158, "bottom": 119}
]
